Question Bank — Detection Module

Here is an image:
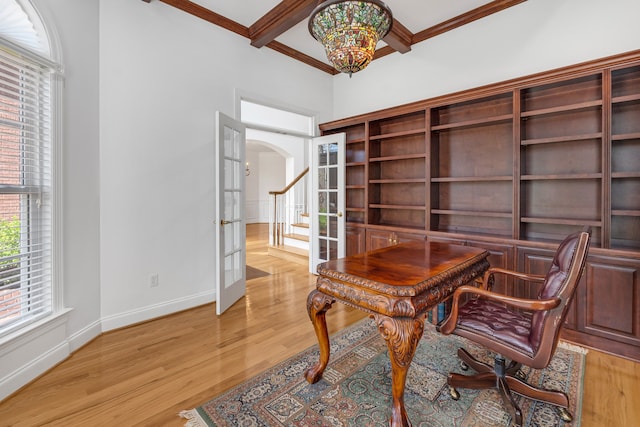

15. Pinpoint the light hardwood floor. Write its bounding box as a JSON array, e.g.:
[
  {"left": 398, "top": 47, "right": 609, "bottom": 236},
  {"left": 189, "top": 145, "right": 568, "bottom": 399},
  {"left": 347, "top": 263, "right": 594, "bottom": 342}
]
[{"left": 0, "top": 224, "right": 638, "bottom": 426}]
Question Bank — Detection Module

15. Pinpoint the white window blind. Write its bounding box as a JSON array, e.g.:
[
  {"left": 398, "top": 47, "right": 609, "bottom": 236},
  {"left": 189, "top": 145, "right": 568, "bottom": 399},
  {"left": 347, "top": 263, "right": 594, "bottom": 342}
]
[{"left": 0, "top": 42, "right": 53, "bottom": 337}]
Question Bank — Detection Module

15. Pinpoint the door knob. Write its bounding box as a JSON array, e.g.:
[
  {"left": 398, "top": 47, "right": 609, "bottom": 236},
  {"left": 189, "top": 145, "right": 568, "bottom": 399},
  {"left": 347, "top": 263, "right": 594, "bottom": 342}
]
[{"left": 220, "top": 219, "right": 232, "bottom": 226}]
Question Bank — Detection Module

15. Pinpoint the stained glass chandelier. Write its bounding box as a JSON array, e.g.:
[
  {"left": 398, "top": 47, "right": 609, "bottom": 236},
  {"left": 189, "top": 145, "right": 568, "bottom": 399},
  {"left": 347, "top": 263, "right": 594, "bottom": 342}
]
[{"left": 308, "top": 0, "right": 393, "bottom": 76}]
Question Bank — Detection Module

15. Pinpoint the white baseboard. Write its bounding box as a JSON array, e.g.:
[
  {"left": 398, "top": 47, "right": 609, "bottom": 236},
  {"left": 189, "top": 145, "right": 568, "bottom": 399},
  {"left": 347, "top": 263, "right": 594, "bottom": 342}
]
[
  {"left": 67, "top": 319, "right": 102, "bottom": 353},
  {"left": 0, "top": 311, "right": 71, "bottom": 401},
  {"left": 0, "top": 341, "right": 70, "bottom": 401},
  {"left": 101, "top": 290, "right": 216, "bottom": 332}
]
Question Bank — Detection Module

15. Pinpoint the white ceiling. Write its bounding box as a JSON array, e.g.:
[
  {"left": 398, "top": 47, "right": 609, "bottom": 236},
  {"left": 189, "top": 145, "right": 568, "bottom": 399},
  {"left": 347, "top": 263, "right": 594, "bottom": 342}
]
[{"left": 190, "top": 0, "right": 495, "bottom": 70}]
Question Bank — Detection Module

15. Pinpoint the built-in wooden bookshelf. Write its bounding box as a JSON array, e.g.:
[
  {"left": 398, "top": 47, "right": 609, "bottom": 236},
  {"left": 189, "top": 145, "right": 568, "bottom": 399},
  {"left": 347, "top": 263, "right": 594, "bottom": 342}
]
[
  {"left": 519, "top": 73, "right": 604, "bottom": 245},
  {"left": 368, "top": 110, "right": 427, "bottom": 231},
  {"left": 343, "top": 123, "right": 367, "bottom": 224},
  {"left": 320, "top": 50, "right": 640, "bottom": 361},
  {"left": 610, "top": 64, "right": 640, "bottom": 251},
  {"left": 430, "top": 92, "right": 514, "bottom": 238}
]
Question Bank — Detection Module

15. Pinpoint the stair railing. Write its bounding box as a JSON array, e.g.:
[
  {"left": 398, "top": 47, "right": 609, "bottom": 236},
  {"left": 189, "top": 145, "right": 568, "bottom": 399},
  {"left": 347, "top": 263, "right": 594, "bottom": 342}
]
[{"left": 268, "top": 167, "right": 309, "bottom": 247}]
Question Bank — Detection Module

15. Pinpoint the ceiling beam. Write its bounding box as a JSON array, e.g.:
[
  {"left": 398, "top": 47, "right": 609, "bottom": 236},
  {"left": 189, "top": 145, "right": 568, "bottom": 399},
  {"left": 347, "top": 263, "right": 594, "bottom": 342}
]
[
  {"left": 266, "top": 40, "right": 339, "bottom": 75},
  {"left": 157, "top": 0, "right": 249, "bottom": 38},
  {"left": 383, "top": 19, "right": 413, "bottom": 54},
  {"left": 249, "top": 0, "right": 323, "bottom": 48},
  {"left": 413, "top": 0, "right": 527, "bottom": 44}
]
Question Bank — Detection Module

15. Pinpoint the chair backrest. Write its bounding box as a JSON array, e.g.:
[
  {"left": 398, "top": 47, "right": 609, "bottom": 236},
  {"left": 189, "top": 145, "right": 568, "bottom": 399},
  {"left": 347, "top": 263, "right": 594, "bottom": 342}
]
[{"left": 529, "top": 228, "right": 591, "bottom": 366}]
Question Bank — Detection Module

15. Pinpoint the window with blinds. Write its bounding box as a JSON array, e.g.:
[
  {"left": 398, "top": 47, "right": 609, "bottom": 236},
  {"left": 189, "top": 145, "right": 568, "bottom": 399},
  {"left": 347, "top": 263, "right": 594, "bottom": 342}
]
[{"left": 0, "top": 42, "right": 53, "bottom": 337}]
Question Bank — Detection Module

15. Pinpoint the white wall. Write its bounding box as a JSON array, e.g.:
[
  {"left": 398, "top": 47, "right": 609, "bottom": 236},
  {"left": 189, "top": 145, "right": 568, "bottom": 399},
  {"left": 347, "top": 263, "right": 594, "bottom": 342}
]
[
  {"left": 245, "top": 147, "right": 289, "bottom": 224},
  {"left": 333, "top": 0, "right": 640, "bottom": 118},
  {"left": 50, "top": 0, "right": 102, "bottom": 351},
  {"left": 245, "top": 149, "right": 261, "bottom": 223},
  {"left": 98, "top": 0, "right": 333, "bottom": 329},
  {"left": 246, "top": 148, "right": 290, "bottom": 224},
  {"left": 258, "top": 152, "right": 287, "bottom": 223}
]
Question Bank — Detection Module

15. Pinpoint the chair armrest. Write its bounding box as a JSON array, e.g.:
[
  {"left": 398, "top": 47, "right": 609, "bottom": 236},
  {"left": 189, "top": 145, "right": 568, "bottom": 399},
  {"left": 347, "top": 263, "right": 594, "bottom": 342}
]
[
  {"left": 480, "top": 267, "right": 546, "bottom": 290},
  {"left": 437, "top": 285, "right": 561, "bottom": 335}
]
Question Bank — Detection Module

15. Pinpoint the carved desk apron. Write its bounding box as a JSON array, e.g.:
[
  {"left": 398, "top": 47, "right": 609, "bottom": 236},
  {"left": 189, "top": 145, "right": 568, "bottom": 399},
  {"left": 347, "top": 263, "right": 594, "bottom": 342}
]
[{"left": 304, "top": 240, "right": 490, "bottom": 427}]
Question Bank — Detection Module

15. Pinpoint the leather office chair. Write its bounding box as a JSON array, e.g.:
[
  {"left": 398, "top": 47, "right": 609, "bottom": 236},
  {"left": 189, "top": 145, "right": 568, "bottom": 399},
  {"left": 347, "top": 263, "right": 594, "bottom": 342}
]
[{"left": 437, "top": 228, "right": 591, "bottom": 426}]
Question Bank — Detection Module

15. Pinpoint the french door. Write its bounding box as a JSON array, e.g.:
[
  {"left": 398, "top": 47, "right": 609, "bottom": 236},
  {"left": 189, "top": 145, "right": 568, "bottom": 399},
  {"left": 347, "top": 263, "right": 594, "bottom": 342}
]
[
  {"left": 215, "top": 112, "right": 246, "bottom": 315},
  {"left": 310, "top": 134, "right": 346, "bottom": 273}
]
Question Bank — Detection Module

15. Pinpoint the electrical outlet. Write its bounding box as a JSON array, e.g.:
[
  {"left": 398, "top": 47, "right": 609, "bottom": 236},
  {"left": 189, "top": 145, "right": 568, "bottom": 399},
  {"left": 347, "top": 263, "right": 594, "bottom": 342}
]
[{"left": 150, "top": 273, "right": 159, "bottom": 288}]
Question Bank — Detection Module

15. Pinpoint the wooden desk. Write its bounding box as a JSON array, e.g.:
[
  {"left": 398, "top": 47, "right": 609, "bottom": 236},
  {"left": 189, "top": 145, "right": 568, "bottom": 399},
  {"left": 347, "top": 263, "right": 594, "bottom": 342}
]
[{"left": 304, "top": 240, "right": 490, "bottom": 427}]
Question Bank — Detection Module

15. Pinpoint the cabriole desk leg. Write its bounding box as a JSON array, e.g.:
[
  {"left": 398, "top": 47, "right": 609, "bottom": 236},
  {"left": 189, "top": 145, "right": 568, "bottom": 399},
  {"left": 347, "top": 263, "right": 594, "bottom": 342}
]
[
  {"left": 373, "top": 314, "right": 425, "bottom": 427},
  {"left": 304, "top": 289, "right": 335, "bottom": 383}
]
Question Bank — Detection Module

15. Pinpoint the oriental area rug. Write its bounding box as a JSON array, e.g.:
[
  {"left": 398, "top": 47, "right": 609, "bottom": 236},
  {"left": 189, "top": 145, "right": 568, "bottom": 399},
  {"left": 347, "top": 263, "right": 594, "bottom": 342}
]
[{"left": 180, "top": 318, "right": 585, "bottom": 427}]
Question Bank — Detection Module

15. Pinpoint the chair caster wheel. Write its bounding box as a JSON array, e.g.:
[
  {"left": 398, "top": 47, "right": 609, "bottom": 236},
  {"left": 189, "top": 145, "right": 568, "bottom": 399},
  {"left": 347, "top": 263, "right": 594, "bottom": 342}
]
[
  {"left": 460, "top": 361, "right": 469, "bottom": 371},
  {"left": 449, "top": 387, "right": 460, "bottom": 400},
  {"left": 558, "top": 407, "right": 573, "bottom": 422}
]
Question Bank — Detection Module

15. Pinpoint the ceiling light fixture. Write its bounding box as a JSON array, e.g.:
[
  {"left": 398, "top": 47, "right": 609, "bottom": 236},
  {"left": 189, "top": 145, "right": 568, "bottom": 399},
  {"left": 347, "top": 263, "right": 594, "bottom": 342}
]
[{"left": 308, "top": 0, "right": 393, "bottom": 77}]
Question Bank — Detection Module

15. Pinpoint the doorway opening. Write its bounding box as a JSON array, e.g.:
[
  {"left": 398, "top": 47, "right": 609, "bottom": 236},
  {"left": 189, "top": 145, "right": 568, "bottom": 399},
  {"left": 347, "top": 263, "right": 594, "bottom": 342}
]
[{"left": 239, "top": 98, "right": 317, "bottom": 265}]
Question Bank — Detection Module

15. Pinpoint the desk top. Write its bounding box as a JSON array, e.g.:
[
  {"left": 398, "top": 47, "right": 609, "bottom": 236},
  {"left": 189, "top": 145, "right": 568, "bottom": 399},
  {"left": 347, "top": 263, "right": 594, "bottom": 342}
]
[{"left": 317, "top": 240, "right": 490, "bottom": 298}]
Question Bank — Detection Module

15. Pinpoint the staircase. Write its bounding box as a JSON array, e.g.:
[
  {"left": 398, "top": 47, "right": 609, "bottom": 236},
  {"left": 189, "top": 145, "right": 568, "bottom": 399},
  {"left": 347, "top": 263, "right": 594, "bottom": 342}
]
[
  {"left": 268, "top": 213, "right": 309, "bottom": 265},
  {"left": 267, "top": 168, "right": 310, "bottom": 266}
]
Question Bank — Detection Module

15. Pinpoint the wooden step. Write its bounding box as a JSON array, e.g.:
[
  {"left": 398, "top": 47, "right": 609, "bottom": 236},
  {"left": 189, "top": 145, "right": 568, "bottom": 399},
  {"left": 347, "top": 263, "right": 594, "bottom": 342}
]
[
  {"left": 284, "top": 233, "right": 309, "bottom": 242},
  {"left": 292, "top": 222, "right": 309, "bottom": 229},
  {"left": 267, "top": 244, "right": 308, "bottom": 266}
]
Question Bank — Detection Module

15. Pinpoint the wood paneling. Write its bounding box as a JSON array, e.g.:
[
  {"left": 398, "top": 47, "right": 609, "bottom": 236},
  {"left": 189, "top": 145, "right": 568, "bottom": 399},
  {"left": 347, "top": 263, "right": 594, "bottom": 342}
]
[
  {"left": 585, "top": 259, "right": 640, "bottom": 345},
  {"left": 466, "top": 239, "right": 515, "bottom": 295}
]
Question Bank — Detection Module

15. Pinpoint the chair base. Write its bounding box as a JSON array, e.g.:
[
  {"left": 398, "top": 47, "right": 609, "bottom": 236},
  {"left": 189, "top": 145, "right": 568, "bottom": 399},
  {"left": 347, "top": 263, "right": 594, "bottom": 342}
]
[{"left": 448, "top": 348, "right": 572, "bottom": 427}]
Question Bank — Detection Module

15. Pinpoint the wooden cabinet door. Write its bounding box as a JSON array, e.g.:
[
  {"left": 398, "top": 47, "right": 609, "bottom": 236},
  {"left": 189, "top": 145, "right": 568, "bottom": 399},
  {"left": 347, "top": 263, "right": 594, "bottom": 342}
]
[
  {"left": 366, "top": 229, "right": 424, "bottom": 251},
  {"left": 346, "top": 226, "right": 366, "bottom": 256},
  {"left": 366, "top": 229, "right": 396, "bottom": 251}
]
